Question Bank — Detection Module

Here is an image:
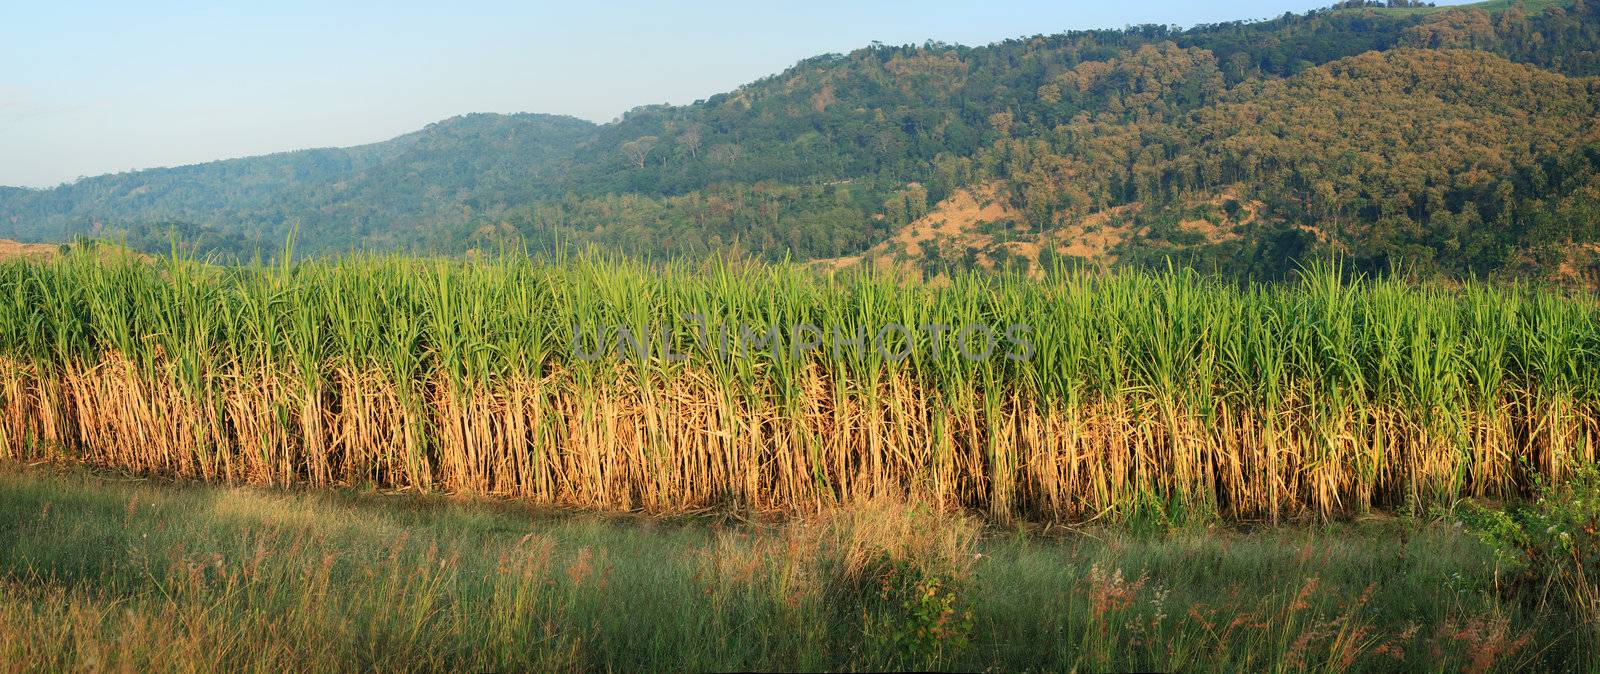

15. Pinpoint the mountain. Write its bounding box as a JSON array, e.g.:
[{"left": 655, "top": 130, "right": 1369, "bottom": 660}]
[
  {"left": 0, "top": 113, "right": 594, "bottom": 250},
  {"left": 3, "top": 0, "right": 1600, "bottom": 282},
  {"left": 833, "top": 47, "right": 1600, "bottom": 280}
]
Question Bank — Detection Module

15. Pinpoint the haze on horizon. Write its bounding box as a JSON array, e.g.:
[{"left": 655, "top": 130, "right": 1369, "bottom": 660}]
[{"left": 2, "top": 0, "right": 1479, "bottom": 189}]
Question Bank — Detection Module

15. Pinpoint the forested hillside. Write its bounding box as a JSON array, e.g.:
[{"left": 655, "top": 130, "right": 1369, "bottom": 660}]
[
  {"left": 0, "top": 114, "right": 595, "bottom": 252},
  {"left": 3, "top": 0, "right": 1598, "bottom": 281}
]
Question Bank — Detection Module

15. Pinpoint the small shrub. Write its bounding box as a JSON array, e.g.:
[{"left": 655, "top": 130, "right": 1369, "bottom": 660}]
[
  {"left": 803, "top": 500, "right": 979, "bottom": 669},
  {"left": 1461, "top": 465, "right": 1600, "bottom": 635},
  {"left": 859, "top": 556, "right": 974, "bottom": 670}
]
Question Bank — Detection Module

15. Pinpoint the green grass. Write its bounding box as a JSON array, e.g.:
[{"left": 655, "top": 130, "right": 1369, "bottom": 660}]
[{"left": 0, "top": 462, "right": 1589, "bottom": 671}]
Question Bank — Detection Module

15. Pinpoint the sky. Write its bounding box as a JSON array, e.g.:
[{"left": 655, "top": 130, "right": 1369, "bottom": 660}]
[{"left": 1, "top": 0, "right": 1479, "bottom": 188}]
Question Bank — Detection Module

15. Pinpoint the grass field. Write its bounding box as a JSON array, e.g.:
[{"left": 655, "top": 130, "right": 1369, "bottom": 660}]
[{"left": 0, "top": 462, "right": 1586, "bottom": 672}]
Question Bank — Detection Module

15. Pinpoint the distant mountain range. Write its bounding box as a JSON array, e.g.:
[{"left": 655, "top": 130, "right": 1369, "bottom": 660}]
[
  {"left": 5, "top": 0, "right": 1600, "bottom": 282},
  {"left": 0, "top": 113, "right": 596, "bottom": 252}
]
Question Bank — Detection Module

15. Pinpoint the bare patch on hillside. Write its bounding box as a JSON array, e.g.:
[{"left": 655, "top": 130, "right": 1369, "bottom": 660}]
[
  {"left": 0, "top": 239, "right": 154, "bottom": 265},
  {"left": 1179, "top": 191, "right": 1259, "bottom": 242},
  {"left": 817, "top": 183, "right": 1022, "bottom": 273},
  {"left": 1548, "top": 242, "right": 1600, "bottom": 288},
  {"left": 0, "top": 240, "right": 61, "bottom": 262},
  {"left": 817, "top": 184, "right": 1265, "bottom": 278},
  {"left": 1053, "top": 205, "right": 1142, "bottom": 262}
]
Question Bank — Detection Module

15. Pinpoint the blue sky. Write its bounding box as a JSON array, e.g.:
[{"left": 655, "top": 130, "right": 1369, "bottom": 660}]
[{"left": 1, "top": 0, "right": 1476, "bottom": 188}]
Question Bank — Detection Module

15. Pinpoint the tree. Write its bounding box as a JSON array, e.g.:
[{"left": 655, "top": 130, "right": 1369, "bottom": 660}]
[
  {"left": 620, "top": 136, "right": 659, "bottom": 169},
  {"left": 676, "top": 127, "right": 703, "bottom": 160},
  {"left": 1037, "top": 83, "right": 1062, "bottom": 105},
  {"left": 988, "top": 111, "right": 1015, "bottom": 139},
  {"left": 707, "top": 143, "right": 742, "bottom": 166}
]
